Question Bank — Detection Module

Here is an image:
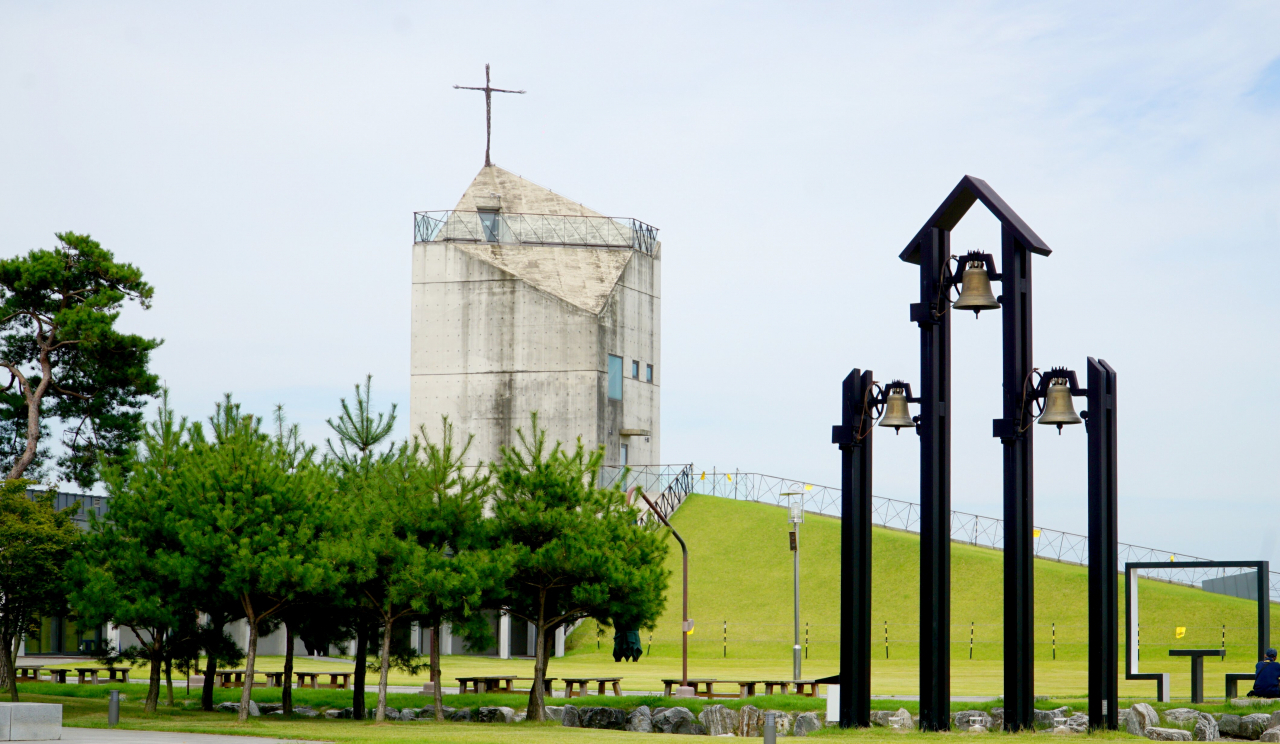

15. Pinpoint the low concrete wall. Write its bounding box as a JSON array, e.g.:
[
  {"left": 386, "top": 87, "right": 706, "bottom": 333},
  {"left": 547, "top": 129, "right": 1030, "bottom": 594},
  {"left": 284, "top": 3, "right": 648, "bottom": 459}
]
[{"left": 0, "top": 702, "right": 61, "bottom": 741}]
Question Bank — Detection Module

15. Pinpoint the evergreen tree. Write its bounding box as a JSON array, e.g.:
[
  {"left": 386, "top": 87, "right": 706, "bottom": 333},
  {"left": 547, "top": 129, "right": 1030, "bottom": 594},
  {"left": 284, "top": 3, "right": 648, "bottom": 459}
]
[
  {"left": 489, "top": 415, "right": 670, "bottom": 720},
  {"left": 0, "top": 232, "right": 160, "bottom": 487},
  {"left": 173, "top": 396, "right": 335, "bottom": 723},
  {"left": 0, "top": 480, "right": 80, "bottom": 701}
]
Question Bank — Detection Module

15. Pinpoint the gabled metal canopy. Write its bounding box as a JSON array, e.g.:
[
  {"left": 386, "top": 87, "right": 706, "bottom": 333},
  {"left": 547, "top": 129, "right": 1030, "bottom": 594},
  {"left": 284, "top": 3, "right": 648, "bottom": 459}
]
[{"left": 900, "top": 176, "right": 1052, "bottom": 264}]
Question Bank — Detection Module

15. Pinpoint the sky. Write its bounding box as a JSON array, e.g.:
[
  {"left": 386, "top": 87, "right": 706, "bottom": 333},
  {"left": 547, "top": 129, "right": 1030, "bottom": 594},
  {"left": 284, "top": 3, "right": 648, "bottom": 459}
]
[{"left": 1, "top": 2, "right": 1278, "bottom": 564}]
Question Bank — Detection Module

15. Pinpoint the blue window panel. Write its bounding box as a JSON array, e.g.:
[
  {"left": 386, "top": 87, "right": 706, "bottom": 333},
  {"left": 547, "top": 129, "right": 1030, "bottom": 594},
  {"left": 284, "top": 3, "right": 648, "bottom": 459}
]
[{"left": 608, "top": 354, "right": 623, "bottom": 400}]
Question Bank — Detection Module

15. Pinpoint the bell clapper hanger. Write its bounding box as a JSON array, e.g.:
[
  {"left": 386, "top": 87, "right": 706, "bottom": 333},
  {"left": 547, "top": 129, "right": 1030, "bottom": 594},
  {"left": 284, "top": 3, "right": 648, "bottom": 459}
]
[{"left": 1037, "top": 367, "right": 1085, "bottom": 434}]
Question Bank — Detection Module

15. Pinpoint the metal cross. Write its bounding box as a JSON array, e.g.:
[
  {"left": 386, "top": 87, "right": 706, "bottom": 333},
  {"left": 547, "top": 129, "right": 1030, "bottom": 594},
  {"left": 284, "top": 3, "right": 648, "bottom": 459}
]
[{"left": 454, "top": 63, "right": 525, "bottom": 167}]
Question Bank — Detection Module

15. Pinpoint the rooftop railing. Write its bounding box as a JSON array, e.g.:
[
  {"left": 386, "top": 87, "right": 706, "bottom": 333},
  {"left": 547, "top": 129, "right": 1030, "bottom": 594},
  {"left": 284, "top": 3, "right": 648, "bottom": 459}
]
[{"left": 414, "top": 210, "right": 659, "bottom": 255}]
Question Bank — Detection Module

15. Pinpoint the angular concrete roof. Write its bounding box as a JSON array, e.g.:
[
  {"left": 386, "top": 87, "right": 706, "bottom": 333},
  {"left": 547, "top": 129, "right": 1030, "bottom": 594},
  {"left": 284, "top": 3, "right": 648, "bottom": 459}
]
[
  {"left": 456, "top": 243, "right": 632, "bottom": 315},
  {"left": 454, "top": 165, "right": 605, "bottom": 217},
  {"left": 449, "top": 165, "right": 631, "bottom": 315}
]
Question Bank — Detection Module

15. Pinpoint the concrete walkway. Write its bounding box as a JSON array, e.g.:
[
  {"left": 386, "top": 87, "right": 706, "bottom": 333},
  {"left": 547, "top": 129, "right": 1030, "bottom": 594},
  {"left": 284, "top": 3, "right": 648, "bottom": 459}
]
[{"left": 32, "top": 729, "right": 331, "bottom": 744}]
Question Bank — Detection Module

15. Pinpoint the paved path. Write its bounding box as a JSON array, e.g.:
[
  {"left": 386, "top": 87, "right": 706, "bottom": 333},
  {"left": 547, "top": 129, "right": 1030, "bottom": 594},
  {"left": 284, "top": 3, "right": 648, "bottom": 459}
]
[{"left": 32, "top": 729, "right": 331, "bottom": 744}]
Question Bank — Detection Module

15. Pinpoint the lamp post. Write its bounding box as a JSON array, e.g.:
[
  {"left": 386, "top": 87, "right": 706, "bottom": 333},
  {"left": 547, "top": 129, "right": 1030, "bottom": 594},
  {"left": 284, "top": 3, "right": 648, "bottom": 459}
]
[
  {"left": 633, "top": 487, "right": 695, "bottom": 698},
  {"left": 783, "top": 492, "right": 804, "bottom": 681}
]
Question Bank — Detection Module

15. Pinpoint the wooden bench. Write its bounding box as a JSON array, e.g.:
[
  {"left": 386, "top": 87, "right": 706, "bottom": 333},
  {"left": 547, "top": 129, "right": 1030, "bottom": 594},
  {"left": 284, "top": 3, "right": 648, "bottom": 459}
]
[
  {"left": 75, "top": 667, "right": 130, "bottom": 685},
  {"left": 214, "top": 670, "right": 267, "bottom": 689},
  {"left": 562, "top": 677, "right": 623, "bottom": 697},
  {"left": 512, "top": 677, "right": 555, "bottom": 694},
  {"left": 456, "top": 675, "right": 517, "bottom": 694},
  {"left": 762, "top": 679, "right": 820, "bottom": 697},
  {"left": 294, "top": 671, "right": 352, "bottom": 690},
  {"left": 662, "top": 678, "right": 723, "bottom": 698},
  {"left": 15, "top": 665, "right": 43, "bottom": 682},
  {"left": 1227, "top": 673, "right": 1258, "bottom": 699}
]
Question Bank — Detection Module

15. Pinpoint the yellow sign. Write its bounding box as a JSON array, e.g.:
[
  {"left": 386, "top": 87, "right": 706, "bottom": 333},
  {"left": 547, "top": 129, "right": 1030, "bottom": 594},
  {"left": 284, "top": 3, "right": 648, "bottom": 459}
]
[
  {"left": 1032, "top": 529, "right": 1041, "bottom": 538},
  {"left": 726, "top": 474, "right": 732, "bottom": 482},
  {"left": 1170, "top": 555, "right": 1176, "bottom": 562},
  {"left": 1176, "top": 627, "right": 1186, "bottom": 639},
  {"left": 700, "top": 471, "right": 705, "bottom": 480},
  {"left": 805, "top": 484, "right": 812, "bottom": 491}
]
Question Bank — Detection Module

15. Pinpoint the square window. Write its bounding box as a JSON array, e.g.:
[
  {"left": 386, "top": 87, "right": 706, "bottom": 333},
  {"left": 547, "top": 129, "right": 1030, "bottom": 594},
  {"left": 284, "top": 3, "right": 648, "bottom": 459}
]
[
  {"left": 632, "top": 360, "right": 639, "bottom": 379},
  {"left": 607, "top": 355, "right": 623, "bottom": 400},
  {"left": 646, "top": 364, "right": 653, "bottom": 383}
]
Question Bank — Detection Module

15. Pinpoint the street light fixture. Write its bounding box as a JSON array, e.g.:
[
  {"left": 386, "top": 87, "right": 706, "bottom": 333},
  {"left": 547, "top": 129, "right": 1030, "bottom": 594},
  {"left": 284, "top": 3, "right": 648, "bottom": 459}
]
[{"left": 783, "top": 492, "right": 805, "bottom": 681}]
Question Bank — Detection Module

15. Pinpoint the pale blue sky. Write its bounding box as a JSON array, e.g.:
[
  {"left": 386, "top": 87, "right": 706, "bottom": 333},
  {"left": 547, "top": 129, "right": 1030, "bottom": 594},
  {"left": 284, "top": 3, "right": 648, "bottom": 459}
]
[{"left": 1, "top": 2, "right": 1277, "bottom": 562}]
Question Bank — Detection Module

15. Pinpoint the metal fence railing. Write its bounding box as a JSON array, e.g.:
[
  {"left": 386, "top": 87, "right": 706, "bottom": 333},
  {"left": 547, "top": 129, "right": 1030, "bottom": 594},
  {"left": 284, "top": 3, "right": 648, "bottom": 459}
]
[
  {"left": 599, "top": 464, "right": 694, "bottom": 525},
  {"left": 414, "top": 210, "right": 659, "bottom": 254},
  {"left": 680, "top": 467, "right": 1280, "bottom": 599}
]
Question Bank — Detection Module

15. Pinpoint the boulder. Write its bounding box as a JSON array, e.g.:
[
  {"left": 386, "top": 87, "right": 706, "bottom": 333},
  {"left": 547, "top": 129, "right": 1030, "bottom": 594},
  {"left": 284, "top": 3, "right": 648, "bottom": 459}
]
[
  {"left": 653, "top": 706, "right": 698, "bottom": 735},
  {"left": 418, "top": 706, "right": 455, "bottom": 720},
  {"left": 739, "top": 705, "right": 762, "bottom": 736},
  {"left": 579, "top": 707, "right": 627, "bottom": 730},
  {"left": 1127, "top": 704, "right": 1161, "bottom": 735},
  {"left": 1234, "top": 699, "right": 1277, "bottom": 707},
  {"left": 1065, "top": 713, "right": 1089, "bottom": 733},
  {"left": 627, "top": 705, "right": 652, "bottom": 733},
  {"left": 215, "top": 702, "right": 239, "bottom": 713},
  {"left": 955, "top": 710, "right": 994, "bottom": 731},
  {"left": 1270, "top": 711, "right": 1280, "bottom": 730},
  {"left": 1222, "top": 713, "right": 1274, "bottom": 740},
  {"left": 1035, "top": 706, "right": 1073, "bottom": 729},
  {"left": 397, "top": 708, "right": 418, "bottom": 721},
  {"left": 259, "top": 703, "right": 283, "bottom": 714},
  {"left": 381, "top": 707, "right": 399, "bottom": 720},
  {"left": 794, "top": 712, "right": 822, "bottom": 737},
  {"left": 1193, "top": 712, "right": 1219, "bottom": 742},
  {"left": 889, "top": 708, "right": 913, "bottom": 730},
  {"left": 561, "top": 704, "right": 579, "bottom": 728},
  {"left": 1148, "top": 727, "right": 1194, "bottom": 741},
  {"left": 653, "top": 707, "right": 669, "bottom": 718},
  {"left": 477, "top": 706, "right": 515, "bottom": 723},
  {"left": 869, "top": 709, "right": 896, "bottom": 727},
  {"left": 293, "top": 706, "right": 319, "bottom": 718},
  {"left": 545, "top": 706, "right": 564, "bottom": 722},
  {"left": 699, "top": 705, "right": 740, "bottom": 736},
  {"left": 1165, "top": 709, "right": 1202, "bottom": 724},
  {"left": 991, "top": 708, "right": 1005, "bottom": 731},
  {"left": 449, "top": 708, "right": 473, "bottom": 722}
]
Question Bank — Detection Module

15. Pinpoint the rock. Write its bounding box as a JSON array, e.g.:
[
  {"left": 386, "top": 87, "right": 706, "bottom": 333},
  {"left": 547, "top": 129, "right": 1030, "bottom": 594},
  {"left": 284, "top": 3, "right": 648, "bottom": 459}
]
[
  {"left": 1235, "top": 699, "right": 1277, "bottom": 707},
  {"left": 293, "top": 706, "right": 319, "bottom": 718},
  {"left": 259, "top": 703, "right": 283, "bottom": 714},
  {"left": 1242, "top": 714, "right": 1274, "bottom": 740},
  {"left": 477, "top": 706, "right": 515, "bottom": 723},
  {"left": 1147, "top": 727, "right": 1194, "bottom": 741},
  {"left": 515, "top": 712, "right": 526, "bottom": 723},
  {"left": 397, "top": 708, "right": 418, "bottom": 721},
  {"left": 869, "top": 709, "right": 896, "bottom": 727},
  {"left": 890, "top": 708, "right": 913, "bottom": 730},
  {"left": 739, "top": 705, "right": 762, "bottom": 736},
  {"left": 1194, "top": 713, "right": 1219, "bottom": 742},
  {"left": 449, "top": 708, "right": 473, "bottom": 722},
  {"left": 1126, "top": 704, "right": 1160, "bottom": 735},
  {"left": 627, "top": 705, "right": 652, "bottom": 733},
  {"left": 215, "top": 702, "right": 239, "bottom": 713},
  {"left": 1270, "top": 712, "right": 1280, "bottom": 730},
  {"left": 380, "top": 707, "right": 399, "bottom": 719},
  {"left": 955, "top": 710, "right": 994, "bottom": 731},
  {"left": 561, "top": 704, "right": 579, "bottom": 728},
  {"left": 545, "top": 706, "right": 565, "bottom": 722},
  {"left": 1218, "top": 715, "right": 1243, "bottom": 737},
  {"left": 1065, "top": 713, "right": 1089, "bottom": 734},
  {"left": 1261, "top": 726, "right": 1280, "bottom": 743},
  {"left": 699, "top": 705, "right": 740, "bottom": 736},
  {"left": 766, "top": 710, "right": 795, "bottom": 735},
  {"left": 1165, "top": 709, "right": 1202, "bottom": 724},
  {"left": 1035, "top": 706, "right": 1073, "bottom": 728},
  {"left": 794, "top": 712, "right": 822, "bottom": 737},
  {"left": 418, "top": 706, "right": 455, "bottom": 720},
  {"left": 579, "top": 707, "right": 627, "bottom": 730},
  {"left": 248, "top": 700, "right": 260, "bottom": 717},
  {"left": 653, "top": 706, "right": 698, "bottom": 735},
  {"left": 991, "top": 708, "right": 1005, "bottom": 731}
]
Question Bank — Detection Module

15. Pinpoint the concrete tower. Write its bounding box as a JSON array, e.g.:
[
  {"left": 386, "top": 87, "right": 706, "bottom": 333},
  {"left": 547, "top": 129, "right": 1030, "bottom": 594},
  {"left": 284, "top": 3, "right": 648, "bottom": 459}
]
[{"left": 411, "top": 165, "right": 660, "bottom": 470}]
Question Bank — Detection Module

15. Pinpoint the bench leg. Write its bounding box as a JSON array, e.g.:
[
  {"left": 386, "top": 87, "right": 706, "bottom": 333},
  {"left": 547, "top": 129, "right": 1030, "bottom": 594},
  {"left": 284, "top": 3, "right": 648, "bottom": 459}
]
[
  {"left": 613, "top": 681, "right": 622, "bottom": 696},
  {"left": 1228, "top": 679, "right": 1237, "bottom": 699}
]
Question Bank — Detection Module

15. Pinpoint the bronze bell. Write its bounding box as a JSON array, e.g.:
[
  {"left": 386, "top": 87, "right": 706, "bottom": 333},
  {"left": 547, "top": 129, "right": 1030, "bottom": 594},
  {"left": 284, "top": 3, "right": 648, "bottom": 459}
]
[
  {"left": 878, "top": 388, "right": 915, "bottom": 434},
  {"left": 952, "top": 262, "right": 1000, "bottom": 316},
  {"left": 1038, "top": 378, "right": 1083, "bottom": 433}
]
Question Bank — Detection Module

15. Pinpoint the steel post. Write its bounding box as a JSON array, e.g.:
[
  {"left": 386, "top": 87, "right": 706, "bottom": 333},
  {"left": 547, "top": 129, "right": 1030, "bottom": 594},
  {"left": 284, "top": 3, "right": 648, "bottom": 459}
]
[
  {"left": 1087, "top": 358, "right": 1119, "bottom": 729},
  {"left": 915, "top": 228, "right": 952, "bottom": 731},
  {"left": 834, "top": 369, "right": 874, "bottom": 727},
  {"left": 999, "top": 225, "right": 1035, "bottom": 731},
  {"left": 793, "top": 527, "right": 802, "bottom": 681}
]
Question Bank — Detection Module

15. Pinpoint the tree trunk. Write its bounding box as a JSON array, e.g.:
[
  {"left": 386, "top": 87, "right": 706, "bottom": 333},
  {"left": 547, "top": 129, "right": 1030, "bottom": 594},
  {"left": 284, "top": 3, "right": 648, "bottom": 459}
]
[
  {"left": 145, "top": 651, "right": 162, "bottom": 713},
  {"left": 430, "top": 624, "right": 443, "bottom": 721},
  {"left": 351, "top": 627, "right": 367, "bottom": 720},
  {"left": 375, "top": 617, "right": 393, "bottom": 722},
  {"left": 526, "top": 622, "right": 548, "bottom": 721},
  {"left": 282, "top": 622, "right": 294, "bottom": 715},
  {"left": 201, "top": 649, "right": 217, "bottom": 711},
  {"left": 238, "top": 617, "right": 258, "bottom": 723},
  {"left": 164, "top": 654, "right": 174, "bottom": 706},
  {"left": 1, "top": 628, "right": 18, "bottom": 701},
  {"left": 8, "top": 361, "right": 50, "bottom": 480}
]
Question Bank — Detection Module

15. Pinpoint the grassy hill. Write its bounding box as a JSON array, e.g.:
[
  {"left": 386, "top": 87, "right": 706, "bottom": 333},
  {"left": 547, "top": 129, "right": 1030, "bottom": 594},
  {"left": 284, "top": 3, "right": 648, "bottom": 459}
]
[{"left": 572, "top": 494, "right": 1273, "bottom": 666}]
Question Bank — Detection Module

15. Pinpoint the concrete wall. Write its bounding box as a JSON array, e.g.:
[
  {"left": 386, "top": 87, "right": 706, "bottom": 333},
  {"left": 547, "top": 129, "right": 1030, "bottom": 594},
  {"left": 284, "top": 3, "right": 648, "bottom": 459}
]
[{"left": 411, "top": 239, "right": 660, "bottom": 469}]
